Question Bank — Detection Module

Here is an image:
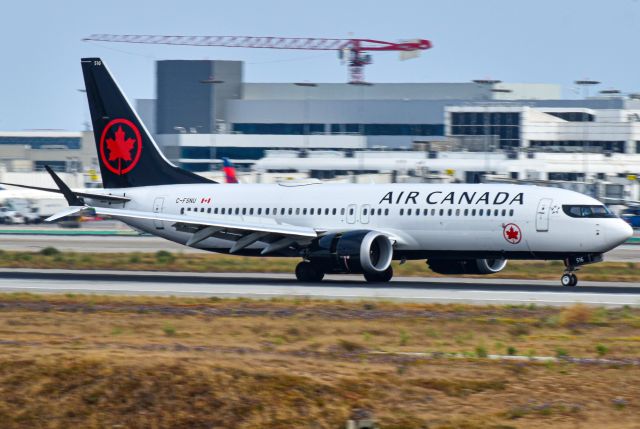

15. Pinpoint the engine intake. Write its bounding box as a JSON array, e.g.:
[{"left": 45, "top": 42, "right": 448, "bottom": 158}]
[
  {"left": 427, "top": 258, "right": 507, "bottom": 275},
  {"left": 308, "top": 230, "right": 393, "bottom": 275}
]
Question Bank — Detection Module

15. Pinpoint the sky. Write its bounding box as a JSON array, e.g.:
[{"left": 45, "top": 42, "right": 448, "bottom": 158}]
[{"left": 1, "top": 0, "right": 639, "bottom": 131}]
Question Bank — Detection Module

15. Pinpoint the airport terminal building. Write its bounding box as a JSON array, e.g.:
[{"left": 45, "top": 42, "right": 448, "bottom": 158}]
[{"left": 130, "top": 59, "right": 640, "bottom": 173}]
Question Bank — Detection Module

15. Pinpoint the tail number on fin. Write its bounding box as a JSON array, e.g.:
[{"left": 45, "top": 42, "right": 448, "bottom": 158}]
[{"left": 99, "top": 118, "right": 142, "bottom": 175}]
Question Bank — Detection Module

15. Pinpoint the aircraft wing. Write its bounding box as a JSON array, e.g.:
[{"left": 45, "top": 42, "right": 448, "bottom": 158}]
[{"left": 50, "top": 206, "right": 319, "bottom": 254}]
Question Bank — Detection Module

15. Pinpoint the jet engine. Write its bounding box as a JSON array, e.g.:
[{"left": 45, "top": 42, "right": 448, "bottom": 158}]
[
  {"left": 427, "top": 258, "right": 508, "bottom": 275},
  {"left": 307, "top": 230, "right": 393, "bottom": 277}
]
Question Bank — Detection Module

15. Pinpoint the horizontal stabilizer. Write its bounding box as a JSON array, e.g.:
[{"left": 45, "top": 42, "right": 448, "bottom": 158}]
[
  {"left": 0, "top": 182, "right": 130, "bottom": 203},
  {"left": 45, "top": 206, "right": 86, "bottom": 222}
]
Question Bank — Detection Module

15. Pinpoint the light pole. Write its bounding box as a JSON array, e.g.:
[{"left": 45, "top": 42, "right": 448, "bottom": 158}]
[
  {"left": 472, "top": 79, "right": 502, "bottom": 181},
  {"left": 294, "top": 82, "right": 318, "bottom": 158},
  {"left": 574, "top": 80, "right": 600, "bottom": 196},
  {"left": 348, "top": 81, "right": 374, "bottom": 181}
]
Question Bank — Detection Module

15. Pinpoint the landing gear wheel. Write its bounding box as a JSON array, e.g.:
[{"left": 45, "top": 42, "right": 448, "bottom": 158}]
[
  {"left": 295, "top": 261, "right": 324, "bottom": 282},
  {"left": 561, "top": 273, "right": 577, "bottom": 287},
  {"left": 364, "top": 266, "right": 393, "bottom": 283}
]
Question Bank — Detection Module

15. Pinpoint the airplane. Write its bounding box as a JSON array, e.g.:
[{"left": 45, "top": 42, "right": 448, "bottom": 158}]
[{"left": 2, "top": 58, "right": 633, "bottom": 287}]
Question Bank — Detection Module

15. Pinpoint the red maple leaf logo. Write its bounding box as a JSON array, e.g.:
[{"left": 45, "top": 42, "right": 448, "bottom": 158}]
[
  {"left": 506, "top": 226, "right": 519, "bottom": 240},
  {"left": 106, "top": 126, "right": 136, "bottom": 162}
]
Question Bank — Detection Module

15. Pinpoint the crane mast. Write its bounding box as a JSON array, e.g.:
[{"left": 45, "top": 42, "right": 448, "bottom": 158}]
[{"left": 83, "top": 34, "right": 432, "bottom": 84}]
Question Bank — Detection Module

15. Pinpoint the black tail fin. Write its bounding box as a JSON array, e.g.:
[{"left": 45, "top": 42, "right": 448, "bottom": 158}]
[{"left": 81, "top": 58, "right": 215, "bottom": 188}]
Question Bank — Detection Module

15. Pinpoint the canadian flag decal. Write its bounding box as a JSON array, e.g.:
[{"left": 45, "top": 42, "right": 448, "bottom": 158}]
[{"left": 201, "top": 197, "right": 212, "bottom": 204}]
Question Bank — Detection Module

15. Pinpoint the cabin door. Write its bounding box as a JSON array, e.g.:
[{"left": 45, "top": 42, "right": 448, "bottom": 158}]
[
  {"left": 153, "top": 197, "right": 165, "bottom": 230},
  {"left": 536, "top": 198, "right": 552, "bottom": 232}
]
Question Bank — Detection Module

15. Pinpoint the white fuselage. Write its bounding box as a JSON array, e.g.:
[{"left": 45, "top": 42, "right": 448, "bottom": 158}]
[{"left": 97, "top": 182, "right": 632, "bottom": 259}]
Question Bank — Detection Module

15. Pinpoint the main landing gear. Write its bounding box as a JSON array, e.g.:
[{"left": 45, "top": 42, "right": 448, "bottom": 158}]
[
  {"left": 295, "top": 261, "right": 324, "bottom": 282},
  {"left": 294, "top": 260, "right": 394, "bottom": 283}
]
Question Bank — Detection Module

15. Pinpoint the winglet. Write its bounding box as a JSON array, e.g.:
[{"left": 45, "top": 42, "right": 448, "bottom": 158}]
[{"left": 45, "top": 165, "right": 84, "bottom": 206}]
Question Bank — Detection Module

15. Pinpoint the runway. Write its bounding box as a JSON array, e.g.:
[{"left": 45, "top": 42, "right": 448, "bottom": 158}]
[
  {"left": 0, "top": 234, "right": 638, "bottom": 261},
  {"left": 1, "top": 269, "right": 639, "bottom": 307}
]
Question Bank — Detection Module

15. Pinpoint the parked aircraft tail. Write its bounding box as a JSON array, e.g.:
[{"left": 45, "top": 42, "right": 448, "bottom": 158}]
[
  {"left": 222, "top": 157, "right": 239, "bottom": 184},
  {"left": 81, "top": 58, "right": 215, "bottom": 188}
]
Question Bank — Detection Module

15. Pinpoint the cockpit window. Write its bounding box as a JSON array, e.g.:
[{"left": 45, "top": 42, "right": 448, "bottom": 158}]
[{"left": 562, "top": 205, "right": 616, "bottom": 218}]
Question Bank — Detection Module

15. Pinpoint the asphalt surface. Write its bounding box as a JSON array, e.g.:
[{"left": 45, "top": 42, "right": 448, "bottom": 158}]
[
  {"left": 0, "top": 269, "right": 639, "bottom": 306},
  {"left": 0, "top": 234, "right": 638, "bottom": 261}
]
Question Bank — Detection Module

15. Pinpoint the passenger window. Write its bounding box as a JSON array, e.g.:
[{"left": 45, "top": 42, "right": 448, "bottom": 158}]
[
  {"left": 501, "top": 209, "right": 506, "bottom": 216},
  {"left": 265, "top": 208, "right": 270, "bottom": 215},
  {"left": 509, "top": 209, "right": 514, "bottom": 216},
  {"left": 333, "top": 208, "right": 337, "bottom": 215},
  {"left": 187, "top": 207, "right": 191, "bottom": 212},
  {"left": 207, "top": 208, "right": 211, "bottom": 214},
  {"left": 479, "top": 209, "right": 483, "bottom": 216},
  {"left": 471, "top": 209, "right": 476, "bottom": 216},
  {"left": 235, "top": 208, "right": 240, "bottom": 215},
  {"left": 400, "top": 208, "right": 404, "bottom": 216},
  {"left": 341, "top": 208, "right": 345, "bottom": 215},
  {"left": 439, "top": 209, "right": 444, "bottom": 216},
  {"left": 494, "top": 209, "right": 499, "bottom": 216},
  {"left": 200, "top": 208, "right": 204, "bottom": 213},
  {"left": 447, "top": 209, "right": 452, "bottom": 216},
  {"left": 288, "top": 208, "right": 293, "bottom": 215},
  {"left": 407, "top": 208, "right": 411, "bottom": 215},
  {"left": 250, "top": 208, "right": 254, "bottom": 215},
  {"left": 363, "top": 208, "right": 368, "bottom": 216},
  {"left": 455, "top": 209, "right": 460, "bottom": 216},
  {"left": 423, "top": 209, "right": 428, "bottom": 215},
  {"left": 296, "top": 208, "right": 301, "bottom": 215},
  {"left": 242, "top": 208, "right": 247, "bottom": 215},
  {"left": 310, "top": 208, "right": 314, "bottom": 215},
  {"left": 416, "top": 209, "right": 420, "bottom": 216},
  {"left": 431, "top": 209, "right": 435, "bottom": 216},
  {"left": 257, "top": 208, "right": 262, "bottom": 215},
  {"left": 281, "top": 208, "right": 285, "bottom": 215},
  {"left": 180, "top": 207, "right": 185, "bottom": 214},
  {"left": 464, "top": 209, "right": 468, "bottom": 216},
  {"left": 487, "top": 210, "right": 491, "bottom": 216}
]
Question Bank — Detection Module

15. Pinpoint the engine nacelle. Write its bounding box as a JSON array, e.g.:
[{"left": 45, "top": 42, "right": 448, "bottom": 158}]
[
  {"left": 308, "top": 230, "right": 393, "bottom": 275},
  {"left": 427, "top": 258, "right": 507, "bottom": 275}
]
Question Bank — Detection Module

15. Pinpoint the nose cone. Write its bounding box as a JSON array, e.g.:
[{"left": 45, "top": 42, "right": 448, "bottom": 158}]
[{"left": 609, "top": 220, "right": 633, "bottom": 247}]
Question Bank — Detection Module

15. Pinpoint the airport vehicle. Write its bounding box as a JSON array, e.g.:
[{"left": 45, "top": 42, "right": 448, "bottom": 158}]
[
  {"left": 0, "top": 207, "right": 25, "bottom": 224},
  {"left": 621, "top": 206, "right": 640, "bottom": 228},
  {"left": 3, "top": 58, "right": 633, "bottom": 287}
]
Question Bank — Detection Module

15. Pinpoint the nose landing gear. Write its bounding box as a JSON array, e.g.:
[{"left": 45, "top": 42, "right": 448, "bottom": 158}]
[{"left": 561, "top": 271, "right": 578, "bottom": 287}]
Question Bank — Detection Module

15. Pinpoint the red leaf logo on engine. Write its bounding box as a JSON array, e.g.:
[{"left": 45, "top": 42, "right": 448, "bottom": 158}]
[{"left": 99, "top": 119, "right": 142, "bottom": 175}]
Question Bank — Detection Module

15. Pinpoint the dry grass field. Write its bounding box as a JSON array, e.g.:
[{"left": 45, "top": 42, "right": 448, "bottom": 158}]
[
  {"left": 1, "top": 247, "right": 640, "bottom": 282},
  {"left": 0, "top": 294, "right": 639, "bottom": 428}
]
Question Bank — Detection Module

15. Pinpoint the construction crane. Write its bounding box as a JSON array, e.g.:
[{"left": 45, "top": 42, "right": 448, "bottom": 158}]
[{"left": 83, "top": 34, "right": 433, "bottom": 84}]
